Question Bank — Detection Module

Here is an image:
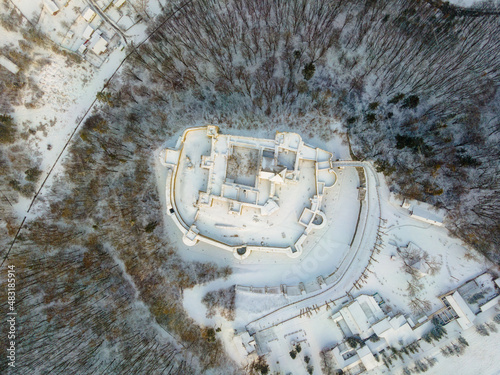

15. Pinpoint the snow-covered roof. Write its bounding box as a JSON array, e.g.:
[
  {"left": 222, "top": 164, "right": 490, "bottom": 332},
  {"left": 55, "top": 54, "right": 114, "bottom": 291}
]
[
  {"left": 332, "top": 345, "right": 360, "bottom": 370},
  {"left": 334, "top": 295, "right": 385, "bottom": 339},
  {"left": 44, "top": 0, "right": 59, "bottom": 15},
  {"left": 0, "top": 55, "right": 19, "bottom": 74},
  {"left": 91, "top": 37, "right": 108, "bottom": 55},
  {"left": 372, "top": 314, "right": 416, "bottom": 347},
  {"left": 357, "top": 346, "right": 378, "bottom": 371},
  {"left": 401, "top": 198, "right": 412, "bottom": 209},
  {"left": 446, "top": 292, "right": 475, "bottom": 329},
  {"left": 372, "top": 317, "right": 391, "bottom": 336},
  {"left": 269, "top": 173, "right": 285, "bottom": 184},
  {"left": 114, "top": 0, "right": 126, "bottom": 7},
  {"left": 408, "top": 201, "right": 444, "bottom": 226},
  {"left": 342, "top": 301, "right": 372, "bottom": 336},
  {"left": 402, "top": 241, "right": 421, "bottom": 253},
  {"left": 410, "top": 260, "right": 429, "bottom": 277},
  {"left": 359, "top": 294, "right": 385, "bottom": 320},
  {"left": 82, "top": 8, "right": 96, "bottom": 22},
  {"left": 86, "top": 30, "right": 108, "bottom": 55},
  {"left": 479, "top": 294, "right": 500, "bottom": 313},
  {"left": 233, "top": 331, "right": 255, "bottom": 356},
  {"left": 78, "top": 44, "right": 87, "bottom": 54},
  {"left": 83, "top": 25, "right": 94, "bottom": 39},
  {"left": 233, "top": 331, "right": 256, "bottom": 359},
  {"left": 455, "top": 273, "right": 498, "bottom": 313}
]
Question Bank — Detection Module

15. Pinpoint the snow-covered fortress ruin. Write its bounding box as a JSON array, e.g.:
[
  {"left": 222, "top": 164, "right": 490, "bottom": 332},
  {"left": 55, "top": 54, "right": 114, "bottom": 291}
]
[{"left": 160, "top": 126, "right": 338, "bottom": 259}]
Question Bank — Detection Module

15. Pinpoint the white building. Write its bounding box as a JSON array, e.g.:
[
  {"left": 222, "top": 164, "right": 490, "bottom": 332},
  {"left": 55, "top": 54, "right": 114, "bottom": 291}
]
[
  {"left": 85, "top": 30, "right": 108, "bottom": 55},
  {"left": 91, "top": 37, "right": 108, "bottom": 55},
  {"left": 330, "top": 295, "right": 386, "bottom": 340},
  {"left": 327, "top": 294, "right": 423, "bottom": 374},
  {"left": 444, "top": 292, "right": 476, "bottom": 329},
  {"left": 401, "top": 199, "right": 444, "bottom": 226},
  {"left": 233, "top": 331, "right": 256, "bottom": 357},
  {"left": 82, "top": 8, "right": 97, "bottom": 22},
  {"left": 331, "top": 343, "right": 378, "bottom": 374},
  {"left": 78, "top": 44, "right": 87, "bottom": 54},
  {"left": 44, "top": 0, "right": 60, "bottom": 15},
  {"left": 83, "top": 25, "right": 95, "bottom": 40},
  {"left": 247, "top": 280, "right": 500, "bottom": 374},
  {"left": 439, "top": 273, "right": 500, "bottom": 330},
  {"left": 114, "top": 0, "right": 126, "bottom": 7}
]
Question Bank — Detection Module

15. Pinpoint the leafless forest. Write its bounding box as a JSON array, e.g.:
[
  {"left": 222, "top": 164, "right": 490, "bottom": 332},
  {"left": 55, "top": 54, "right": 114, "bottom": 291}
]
[
  {"left": 0, "top": 0, "right": 499, "bottom": 373},
  {"left": 128, "top": 0, "right": 499, "bottom": 259}
]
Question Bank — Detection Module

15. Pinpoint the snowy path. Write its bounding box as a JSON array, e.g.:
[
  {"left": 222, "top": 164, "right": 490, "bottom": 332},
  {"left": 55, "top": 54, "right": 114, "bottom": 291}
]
[{"left": 331, "top": 160, "right": 380, "bottom": 186}]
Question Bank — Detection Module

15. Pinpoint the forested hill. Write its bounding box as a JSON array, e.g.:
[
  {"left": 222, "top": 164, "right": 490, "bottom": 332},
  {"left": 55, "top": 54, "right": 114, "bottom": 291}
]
[
  {"left": 0, "top": 0, "right": 498, "bottom": 374},
  {"left": 129, "top": 0, "right": 499, "bottom": 261}
]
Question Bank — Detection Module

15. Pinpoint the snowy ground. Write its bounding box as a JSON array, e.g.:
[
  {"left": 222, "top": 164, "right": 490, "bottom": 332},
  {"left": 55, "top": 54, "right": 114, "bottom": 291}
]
[
  {"left": 357, "top": 181, "right": 492, "bottom": 318},
  {"left": 4, "top": 0, "right": 497, "bottom": 374},
  {"left": 366, "top": 308, "right": 500, "bottom": 375},
  {"left": 11, "top": 44, "right": 126, "bottom": 218},
  {"left": 170, "top": 128, "right": 498, "bottom": 374},
  {"left": 5, "top": 1, "right": 496, "bottom": 371},
  {"left": 169, "top": 127, "right": 360, "bottom": 254},
  {"left": 236, "top": 300, "right": 500, "bottom": 375},
  {"left": 4, "top": 0, "right": 165, "bottom": 219},
  {"left": 156, "top": 123, "right": 356, "bottom": 266},
  {"left": 156, "top": 127, "right": 375, "bottom": 293}
]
